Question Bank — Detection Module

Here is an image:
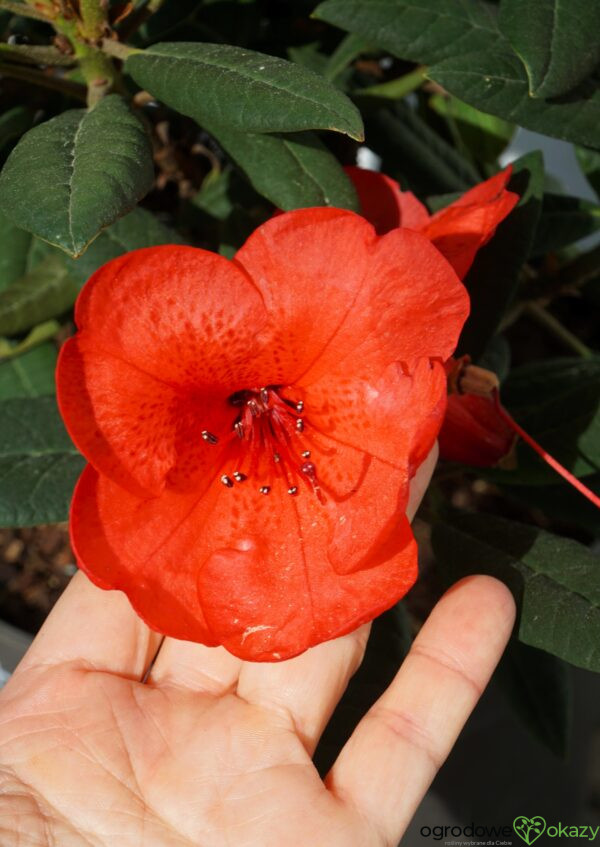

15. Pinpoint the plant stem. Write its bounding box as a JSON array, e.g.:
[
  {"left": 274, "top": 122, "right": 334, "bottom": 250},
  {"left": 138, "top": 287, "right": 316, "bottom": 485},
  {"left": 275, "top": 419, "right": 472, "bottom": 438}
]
[
  {"left": 0, "top": 0, "right": 51, "bottom": 20},
  {"left": 0, "top": 42, "right": 76, "bottom": 66},
  {"left": 52, "top": 13, "right": 118, "bottom": 106},
  {"left": 117, "top": 0, "right": 165, "bottom": 40},
  {"left": 525, "top": 301, "right": 593, "bottom": 359},
  {"left": 78, "top": 0, "right": 107, "bottom": 41},
  {"left": 100, "top": 37, "right": 138, "bottom": 60},
  {"left": 0, "top": 60, "right": 87, "bottom": 99},
  {"left": 560, "top": 243, "right": 600, "bottom": 290}
]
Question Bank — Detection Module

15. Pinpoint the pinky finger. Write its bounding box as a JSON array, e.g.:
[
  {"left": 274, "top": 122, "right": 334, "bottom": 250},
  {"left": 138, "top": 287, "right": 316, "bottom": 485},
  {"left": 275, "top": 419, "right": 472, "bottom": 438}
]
[{"left": 326, "top": 575, "right": 516, "bottom": 846}]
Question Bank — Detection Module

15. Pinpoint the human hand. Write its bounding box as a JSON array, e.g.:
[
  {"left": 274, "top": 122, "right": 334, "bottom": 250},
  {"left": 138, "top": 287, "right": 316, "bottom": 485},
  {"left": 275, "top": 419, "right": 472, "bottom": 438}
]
[{"left": 0, "top": 448, "right": 515, "bottom": 846}]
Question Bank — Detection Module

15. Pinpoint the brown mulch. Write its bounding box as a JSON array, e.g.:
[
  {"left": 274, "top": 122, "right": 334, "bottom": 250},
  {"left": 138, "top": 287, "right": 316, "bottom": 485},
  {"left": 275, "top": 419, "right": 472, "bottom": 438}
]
[{"left": 0, "top": 525, "right": 75, "bottom": 635}]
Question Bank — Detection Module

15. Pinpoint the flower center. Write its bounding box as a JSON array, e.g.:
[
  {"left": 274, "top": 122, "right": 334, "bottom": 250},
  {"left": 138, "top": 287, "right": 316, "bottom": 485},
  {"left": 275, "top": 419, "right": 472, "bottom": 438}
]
[{"left": 202, "top": 386, "right": 322, "bottom": 499}]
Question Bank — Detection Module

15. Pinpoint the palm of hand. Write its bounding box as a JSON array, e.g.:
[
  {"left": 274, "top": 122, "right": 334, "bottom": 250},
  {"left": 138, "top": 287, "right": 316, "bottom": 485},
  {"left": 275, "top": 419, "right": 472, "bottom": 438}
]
[{"left": 0, "top": 660, "right": 374, "bottom": 847}]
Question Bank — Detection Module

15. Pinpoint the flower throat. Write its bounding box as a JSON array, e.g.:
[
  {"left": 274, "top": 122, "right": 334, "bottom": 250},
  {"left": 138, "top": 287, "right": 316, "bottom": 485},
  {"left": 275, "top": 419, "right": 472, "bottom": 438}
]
[{"left": 201, "top": 386, "right": 323, "bottom": 500}]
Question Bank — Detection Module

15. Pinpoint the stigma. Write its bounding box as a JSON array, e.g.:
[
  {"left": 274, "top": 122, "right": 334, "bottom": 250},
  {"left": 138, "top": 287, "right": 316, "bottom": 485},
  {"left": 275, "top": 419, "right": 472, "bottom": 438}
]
[{"left": 203, "top": 386, "right": 322, "bottom": 499}]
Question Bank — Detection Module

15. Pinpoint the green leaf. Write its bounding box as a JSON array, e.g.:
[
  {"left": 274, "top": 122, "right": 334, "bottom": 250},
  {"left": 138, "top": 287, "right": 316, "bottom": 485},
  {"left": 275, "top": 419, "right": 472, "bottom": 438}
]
[
  {"left": 364, "top": 102, "right": 480, "bottom": 196},
  {"left": 531, "top": 194, "right": 600, "bottom": 257},
  {"left": 0, "top": 95, "right": 155, "bottom": 258},
  {"left": 0, "top": 211, "right": 33, "bottom": 292},
  {"left": 0, "top": 254, "right": 79, "bottom": 336},
  {"left": 576, "top": 146, "right": 600, "bottom": 199},
  {"left": 353, "top": 67, "right": 426, "bottom": 100},
  {"left": 313, "top": 0, "right": 504, "bottom": 63},
  {"left": 0, "top": 343, "right": 57, "bottom": 400},
  {"left": 432, "top": 511, "right": 600, "bottom": 672},
  {"left": 324, "top": 32, "right": 370, "bottom": 81},
  {"left": 0, "top": 396, "right": 84, "bottom": 527},
  {"left": 125, "top": 42, "right": 364, "bottom": 140},
  {"left": 209, "top": 125, "right": 359, "bottom": 211},
  {"left": 314, "top": 601, "right": 412, "bottom": 776},
  {"left": 498, "top": 356, "right": 600, "bottom": 482},
  {"left": 429, "top": 50, "right": 600, "bottom": 150},
  {"left": 287, "top": 42, "right": 329, "bottom": 76},
  {"left": 496, "top": 640, "right": 571, "bottom": 758},
  {"left": 458, "top": 151, "right": 544, "bottom": 359},
  {"left": 499, "top": 0, "right": 600, "bottom": 99}
]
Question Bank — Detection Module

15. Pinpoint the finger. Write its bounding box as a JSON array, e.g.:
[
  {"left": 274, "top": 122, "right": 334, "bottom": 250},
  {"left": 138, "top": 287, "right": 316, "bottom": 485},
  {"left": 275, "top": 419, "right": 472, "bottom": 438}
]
[
  {"left": 327, "top": 575, "right": 515, "bottom": 846},
  {"left": 235, "top": 444, "right": 439, "bottom": 753},
  {"left": 13, "top": 571, "right": 162, "bottom": 680},
  {"left": 148, "top": 640, "right": 242, "bottom": 695}
]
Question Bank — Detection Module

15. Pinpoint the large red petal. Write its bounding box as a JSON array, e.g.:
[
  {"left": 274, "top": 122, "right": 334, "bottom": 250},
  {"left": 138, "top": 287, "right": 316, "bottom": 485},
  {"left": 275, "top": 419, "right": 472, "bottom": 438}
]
[
  {"left": 71, "top": 447, "right": 418, "bottom": 660},
  {"left": 423, "top": 168, "right": 519, "bottom": 279},
  {"left": 57, "top": 246, "right": 268, "bottom": 494},
  {"left": 303, "top": 358, "right": 448, "bottom": 476},
  {"left": 70, "top": 465, "right": 217, "bottom": 644},
  {"left": 236, "top": 212, "right": 469, "bottom": 387},
  {"left": 345, "top": 166, "right": 430, "bottom": 233}
]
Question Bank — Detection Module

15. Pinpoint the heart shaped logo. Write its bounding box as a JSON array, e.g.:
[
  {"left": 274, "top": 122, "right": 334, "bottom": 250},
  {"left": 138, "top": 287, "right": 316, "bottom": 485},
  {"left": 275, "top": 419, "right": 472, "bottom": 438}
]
[{"left": 513, "top": 816, "right": 547, "bottom": 845}]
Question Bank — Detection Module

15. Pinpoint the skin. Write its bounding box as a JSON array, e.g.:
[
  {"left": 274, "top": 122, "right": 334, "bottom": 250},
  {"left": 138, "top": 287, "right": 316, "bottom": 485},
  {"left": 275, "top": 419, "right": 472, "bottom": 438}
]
[{"left": 0, "top": 448, "right": 515, "bottom": 846}]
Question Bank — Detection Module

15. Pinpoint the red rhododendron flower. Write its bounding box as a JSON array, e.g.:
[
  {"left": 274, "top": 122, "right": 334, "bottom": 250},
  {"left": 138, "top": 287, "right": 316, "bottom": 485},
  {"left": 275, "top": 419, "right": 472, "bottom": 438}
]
[
  {"left": 346, "top": 165, "right": 519, "bottom": 278},
  {"left": 57, "top": 208, "right": 469, "bottom": 661},
  {"left": 438, "top": 394, "right": 515, "bottom": 467}
]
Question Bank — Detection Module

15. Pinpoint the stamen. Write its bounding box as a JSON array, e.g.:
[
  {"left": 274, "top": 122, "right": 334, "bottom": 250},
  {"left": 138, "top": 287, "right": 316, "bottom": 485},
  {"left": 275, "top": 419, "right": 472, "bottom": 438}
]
[
  {"left": 301, "top": 450, "right": 311, "bottom": 459},
  {"left": 234, "top": 420, "right": 244, "bottom": 439},
  {"left": 233, "top": 471, "right": 246, "bottom": 482},
  {"left": 296, "top": 418, "right": 304, "bottom": 432},
  {"left": 202, "top": 430, "right": 219, "bottom": 444},
  {"left": 259, "top": 486, "right": 271, "bottom": 495},
  {"left": 220, "top": 474, "right": 234, "bottom": 488},
  {"left": 260, "top": 387, "right": 269, "bottom": 405},
  {"left": 288, "top": 486, "right": 298, "bottom": 496},
  {"left": 273, "top": 452, "right": 281, "bottom": 463},
  {"left": 296, "top": 400, "right": 304, "bottom": 413}
]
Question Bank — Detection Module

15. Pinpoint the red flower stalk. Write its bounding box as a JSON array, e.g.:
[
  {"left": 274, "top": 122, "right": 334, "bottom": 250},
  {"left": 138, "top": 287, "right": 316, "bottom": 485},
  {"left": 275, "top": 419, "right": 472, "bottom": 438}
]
[
  {"left": 346, "top": 165, "right": 519, "bottom": 278},
  {"left": 57, "top": 208, "right": 469, "bottom": 661}
]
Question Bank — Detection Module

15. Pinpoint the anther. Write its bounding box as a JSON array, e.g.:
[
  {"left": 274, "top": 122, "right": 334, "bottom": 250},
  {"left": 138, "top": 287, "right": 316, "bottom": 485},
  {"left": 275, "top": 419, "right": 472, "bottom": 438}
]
[
  {"left": 288, "top": 486, "right": 298, "bottom": 496},
  {"left": 301, "top": 450, "right": 311, "bottom": 459},
  {"left": 296, "top": 400, "right": 304, "bottom": 412},
  {"left": 259, "top": 486, "right": 271, "bottom": 495},
  {"left": 233, "top": 471, "right": 247, "bottom": 482},
  {"left": 202, "top": 430, "right": 219, "bottom": 444},
  {"left": 273, "top": 452, "right": 281, "bottom": 463},
  {"left": 220, "top": 474, "right": 234, "bottom": 488},
  {"left": 260, "top": 387, "right": 269, "bottom": 405},
  {"left": 296, "top": 418, "right": 304, "bottom": 432},
  {"left": 301, "top": 461, "right": 316, "bottom": 477},
  {"left": 247, "top": 399, "right": 260, "bottom": 417},
  {"left": 234, "top": 420, "right": 244, "bottom": 439}
]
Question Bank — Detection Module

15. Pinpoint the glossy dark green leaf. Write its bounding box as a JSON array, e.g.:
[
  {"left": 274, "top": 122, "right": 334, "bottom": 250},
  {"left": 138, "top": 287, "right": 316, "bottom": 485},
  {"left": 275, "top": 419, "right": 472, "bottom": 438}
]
[
  {"left": 0, "top": 254, "right": 79, "bottom": 336},
  {"left": 0, "top": 211, "right": 33, "bottom": 292},
  {"left": 0, "top": 343, "right": 57, "bottom": 400},
  {"left": 313, "top": 0, "right": 503, "bottom": 63},
  {"left": 209, "top": 125, "right": 359, "bottom": 210},
  {"left": 432, "top": 511, "right": 600, "bottom": 672},
  {"left": 0, "top": 95, "right": 154, "bottom": 258},
  {"left": 497, "top": 356, "right": 600, "bottom": 482},
  {"left": 499, "top": 0, "right": 600, "bottom": 99},
  {"left": 576, "top": 146, "right": 600, "bottom": 199},
  {"left": 458, "top": 152, "right": 544, "bottom": 359},
  {"left": 0, "top": 396, "right": 84, "bottom": 527},
  {"left": 364, "top": 102, "right": 480, "bottom": 196},
  {"left": 496, "top": 640, "right": 571, "bottom": 758},
  {"left": 125, "top": 43, "right": 363, "bottom": 140},
  {"left": 429, "top": 51, "right": 600, "bottom": 150},
  {"left": 314, "top": 602, "right": 412, "bottom": 776},
  {"left": 531, "top": 194, "right": 600, "bottom": 256}
]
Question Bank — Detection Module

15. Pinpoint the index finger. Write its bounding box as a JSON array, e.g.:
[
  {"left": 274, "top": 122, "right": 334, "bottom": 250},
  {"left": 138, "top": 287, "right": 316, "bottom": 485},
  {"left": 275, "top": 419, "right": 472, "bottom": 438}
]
[{"left": 327, "top": 574, "right": 516, "bottom": 846}]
